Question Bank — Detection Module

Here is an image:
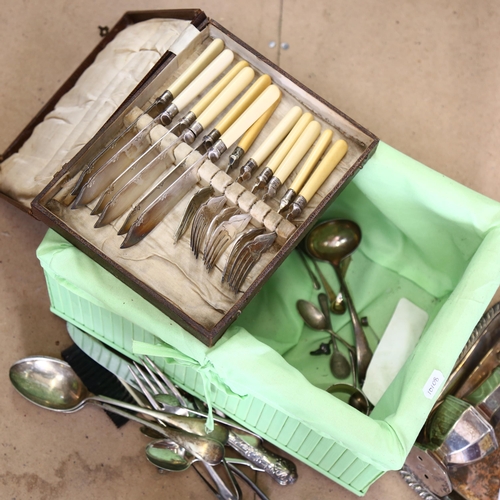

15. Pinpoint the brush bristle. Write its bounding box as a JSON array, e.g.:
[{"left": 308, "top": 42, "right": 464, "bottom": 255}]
[{"left": 61, "top": 344, "right": 135, "bottom": 428}]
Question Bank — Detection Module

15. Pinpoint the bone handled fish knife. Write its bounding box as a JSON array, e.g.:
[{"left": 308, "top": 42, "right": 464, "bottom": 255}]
[
  {"left": 90, "top": 61, "right": 251, "bottom": 217},
  {"left": 72, "top": 50, "right": 235, "bottom": 208},
  {"left": 236, "top": 106, "right": 302, "bottom": 182},
  {"left": 121, "top": 85, "right": 282, "bottom": 248},
  {"left": 225, "top": 98, "right": 280, "bottom": 172},
  {"left": 286, "top": 139, "right": 348, "bottom": 220},
  {"left": 250, "top": 112, "right": 313, "bottom": 192},
  {"left": 94, "top": 67, "right": 256, "bottom": 227},
  {"left": 185, "top": 74, "right": 272, "bottom": 152},
  {"left": 278, "top": 129, "right": 333, "bottom": 213},
  {"left": 71, "top": 39, "right": 225, "bottom": 196},
  {"left": 262, "top": 120, "right": 321, "bottom": 201}
]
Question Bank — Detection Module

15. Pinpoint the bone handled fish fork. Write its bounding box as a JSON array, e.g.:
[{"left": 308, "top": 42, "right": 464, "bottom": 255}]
[{"left": 225, "top": 231, "right": 277, "bottom": 291}]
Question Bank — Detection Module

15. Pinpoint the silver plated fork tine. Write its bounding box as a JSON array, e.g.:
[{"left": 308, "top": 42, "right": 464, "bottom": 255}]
[
  {"left": 134, "top": 361, "right": 162, "bottom": 394},
  {"left": 173, "top": 186, "right": 214, "bottom": 244},
  {"left": 221, "top": 227, "right": 265, "bottom": 283},
  {"left": 128, "top": 366, "right": 161, "bottom": 409},
  {"left": 143, "top": 356, "right": 188, "bottom": 407},
  {"left": 229, "top": 246, "right": 258, "bottom": 291},
  {"left": 202, "top": 206, "right": 239, "bottom": 261},
  {"left": 227, "top": 232, "right": 277, "bottom": 291},
  {"left": 190, "top": 195, "right": 226, "bottom": 258},
  {"left": 135, "top": 360, "right": 167, "bottom": 395},
  {"left": 204, "top": 214, "right": 252, "bottom": 272}
]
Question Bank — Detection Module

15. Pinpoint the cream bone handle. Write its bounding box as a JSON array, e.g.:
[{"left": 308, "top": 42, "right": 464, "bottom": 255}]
[
  {"left": 251, "top": 106, "right": 303, "bottom": 166},
  {"left": 215, "top": 84, "right": 282, "bottom": 154},
  {"left": 289, "top": 129, "right": 333, "bottom": 193},
  {"left": 239, "top": 98, "right": 280, "bottom": 151},
  {"left": 236, "top": 105, "right": 302, "bottom": 181},
  {"left": 286, "top": 139, "right": 348, "bottom": 220},
  {"left": 226, "top": 98, "right": 281, "bottom": 172},
  {"left": 189, "top": 60, "right": 249, "bottom": 118},
  {"left": 278, "top": 129, "right": 332, "bottom": 212},
  {"left": 299, "top": 139, "right": 348, "bottom": 201},
  {"left": 208, "top": 74, "right": 272, "bottom": 140},
  {"left": 251, "top": 111, "right": 313, "bottom": 192},
  {"left": 184, "top": 66, "right": 256, "bottom": 141},
  {"left": 264, "top": 120, "right": 322, "bottom": 199},
  {"left": 163, "top": 49, "right": 235, "bottom": 121},
  {"left": 166, "top": 38, "right": 225, "bottom": 99}
]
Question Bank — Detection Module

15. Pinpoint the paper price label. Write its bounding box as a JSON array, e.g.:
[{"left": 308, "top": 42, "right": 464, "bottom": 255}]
[{"left": 422, "top": 370, "right": 445, "bottom": 400}]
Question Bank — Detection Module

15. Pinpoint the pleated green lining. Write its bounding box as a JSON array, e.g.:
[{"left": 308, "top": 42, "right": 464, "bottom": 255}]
[{"left": 37, "top": 142, "right": 500, "bottom": 470}]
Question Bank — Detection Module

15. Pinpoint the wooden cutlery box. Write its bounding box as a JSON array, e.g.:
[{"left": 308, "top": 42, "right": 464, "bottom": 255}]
[{"left": 0, "top": 9, "right": 378, "bottom": 346}]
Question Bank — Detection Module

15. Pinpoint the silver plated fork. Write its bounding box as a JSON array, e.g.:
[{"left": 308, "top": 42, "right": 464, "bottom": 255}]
[
  {"left": 221, "top": 227, "right": 266, "bottom": 283},
  {"left": 173, "top": 186, "right": 214, "bottom": 244},
  {"left": 190, "top": 195, "right": 227, "bottom": 258},
  {"left": 204, "top": 213, "right": 252, "bottom": 272},
  {"left": 226, "top": 232, "right": 277, "bottom": 292}
]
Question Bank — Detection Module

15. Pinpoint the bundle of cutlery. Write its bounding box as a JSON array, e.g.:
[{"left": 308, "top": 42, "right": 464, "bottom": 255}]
[{"left": 10, "top": 352, "right": 298, "bottom": 499}]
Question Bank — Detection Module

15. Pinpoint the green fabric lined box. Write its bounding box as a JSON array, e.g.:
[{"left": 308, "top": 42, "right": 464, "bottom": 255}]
[{"left": 37, "top": 142, "right": 500, "bottom": 495}]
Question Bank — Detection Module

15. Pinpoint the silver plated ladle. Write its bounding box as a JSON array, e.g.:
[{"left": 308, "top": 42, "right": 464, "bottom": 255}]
[{"left": 305, "top": 219, "right": 373, "bottom": 383}]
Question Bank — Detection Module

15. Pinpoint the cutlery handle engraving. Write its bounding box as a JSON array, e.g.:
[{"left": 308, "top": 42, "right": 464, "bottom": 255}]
[{"left": 227, "top": 431, "right": 298, "bottom": 486}]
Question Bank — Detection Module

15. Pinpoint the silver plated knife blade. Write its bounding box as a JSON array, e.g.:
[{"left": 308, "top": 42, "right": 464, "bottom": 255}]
[{"left": 121, "top": 155, "right": 205, "bottom": 248}]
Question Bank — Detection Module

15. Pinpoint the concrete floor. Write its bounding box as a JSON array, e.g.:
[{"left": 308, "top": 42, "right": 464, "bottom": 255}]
[{"left": 1, "top": 1, "right": 499, "bottom": 499}]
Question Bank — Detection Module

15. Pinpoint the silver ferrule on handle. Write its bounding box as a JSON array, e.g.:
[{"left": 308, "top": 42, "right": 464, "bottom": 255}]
[
  {"left": 207, "top": 140, "right": 228, "bottom": 162},
  {"left": 161, "top": 103, "right": 179, "bottom": 125},
  {"left": 252, "top": 167, "right": 274, "bottom": 193},
  {"left": 203, "top": 129, "right": 222, "bottom": 150},
  {"left": 286, "top": 195, "right": 307, "bottom": 220},
  {"left": 226, "top": 146, "right": 245, "bottom": 172},
  {"left": 262, "top": 176, "right": 282, "bottom": 201},
  {"left": 158, "top": 89, "right": 174, "bottom": 106},
  {"left": 183, "top": 121, "right": 204, "bottom": 144},
  {"left": 177, "top": 111, "right": 197, "bottom": 131},
  {"left": 238, "top": 158, "right": 258, "bottom": 182},
  {"left": 278, "top": 188, "right": 296, "bottom": 213}
]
